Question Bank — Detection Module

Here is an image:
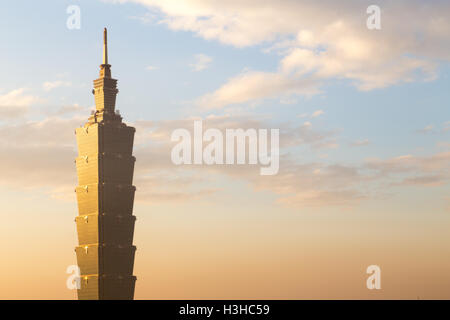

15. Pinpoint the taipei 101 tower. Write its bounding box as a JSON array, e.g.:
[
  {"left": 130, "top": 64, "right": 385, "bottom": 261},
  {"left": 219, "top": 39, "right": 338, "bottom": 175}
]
[{"left": 74, "top": 28, "right": 137, "bottom": 300}]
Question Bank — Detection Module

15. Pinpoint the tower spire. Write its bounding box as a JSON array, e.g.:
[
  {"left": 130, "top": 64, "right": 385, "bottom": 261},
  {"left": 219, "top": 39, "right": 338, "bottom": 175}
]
[
  {"left": 93, "top": 27, "right": 117, "bottom": 113},
  {"left": 98, "top": 27, "right": 111, "bottom": 79},
  {"left": 103, "top": 28, "right": 108, "bottom": 65}
]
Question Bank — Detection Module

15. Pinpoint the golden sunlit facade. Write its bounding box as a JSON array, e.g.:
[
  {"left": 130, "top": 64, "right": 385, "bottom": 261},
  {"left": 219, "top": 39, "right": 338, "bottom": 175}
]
[{"left": 74, "top": 28, "right": 137, "bottom": 300}]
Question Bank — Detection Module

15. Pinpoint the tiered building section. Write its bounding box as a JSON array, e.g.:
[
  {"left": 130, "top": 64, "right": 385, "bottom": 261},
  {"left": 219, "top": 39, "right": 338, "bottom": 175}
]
[{"left": 74, "top": 28, "right": 137, "bottom": 300}]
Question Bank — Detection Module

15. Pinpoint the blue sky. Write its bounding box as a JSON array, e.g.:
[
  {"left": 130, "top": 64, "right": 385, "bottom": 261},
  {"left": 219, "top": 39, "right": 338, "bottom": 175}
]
[{"left": 1, "top": 1, "right": 448, "bottom": 159}]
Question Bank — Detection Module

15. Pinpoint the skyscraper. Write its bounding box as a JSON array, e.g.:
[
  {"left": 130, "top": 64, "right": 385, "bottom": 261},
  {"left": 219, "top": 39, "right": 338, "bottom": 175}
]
[{"left": 74, "top": 28, "right": 137, "bottom": 300}]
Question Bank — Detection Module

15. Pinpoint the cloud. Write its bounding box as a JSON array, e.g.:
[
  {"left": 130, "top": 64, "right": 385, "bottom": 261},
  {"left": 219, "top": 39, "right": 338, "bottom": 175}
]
[
  {"left": 131, "top": 116, "right": 355, "bottom": 206},
  {"left": 350, "top": 139, "right": 370, "bottom": 147},
  {"left": 277, "top": 190, "right": 366, "bottom": 207},
  {"left": 129, "top": 11, "right": 158, "bottom": 24},
  {"left": 311, "top": 110, "right": 324, "bottom": 118},
  {"left": 443, "top": 121, "right": 450, "bottom": 132},
  {"left": 416, "top": 122, "right": 450, "bottom": 134},
  {"left": 0, "top": 116, "right": 84, "bottom": 148},
  {"left": 42, "top": 81, "right": 72, "bottom": 91},
  {"left": 0, "top": 116, "right": 84, "bottom": 198},
  {"left": 365, "top": 152, "right": 450, "bottom": 188},
  {"left": 110, "top": 0, "right": 450, "bottom": 108},
  {"left": 417, "top": 124, "right": 434, "bottom": 134},
  {"left": 135, "top": 171, "right": 219, "bottom": 203},
  {"left": 47, "top": 104, "right": 90, "bottom": 117},
  {"left": 132, "top": 115, "right": 449, "bottom": 208},
  {"left": 189, "top": 53, "right": 212, "bottom": 72},
  {"left": 312, "top": 140, "right": 339, "bottom": 150},
  {"left": 197, "top": 71, "right": 320, "bottom": 110},
  {"left": 392, "top": 175, "right": 445, "bottom": 187},
  {"left": 1, "top": 111, "right": 448, "bottom": 208},
  {"left": 0, "top": 88, "right": 39, "bottom": 118},
  {"left": 145, "top": 65, "right": 159, "bottom": 71}
]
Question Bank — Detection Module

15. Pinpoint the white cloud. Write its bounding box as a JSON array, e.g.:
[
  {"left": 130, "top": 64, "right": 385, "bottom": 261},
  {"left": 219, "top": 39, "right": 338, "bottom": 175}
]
[
  {"left": 1, "top": 111, "right": 448, "bottom": 208},
  {"left": 110, "top": 0, "right": 450, "bottom": 108},
  {"left": 351, "top": 139, "right": 370, "bottom": 147},
  {"left": 443, "top": 121, "right": 450, "bottom": 132},
  {"left": 417, "top": 122, "right": 450, "bottom": 134},
  {"left": 129, "top": 11, "right": 158, "bottom": 24},
  {"left": 197, "top": 71, "right": 320, "bottom": 110},
  {"left": 47, "top": 104, "right": 90, "bottom": 116},
  {"left": 0, "top": 116, "right": 84, "bottom": 199},
  {"left": 417, "top": 124, "right": 434, "bottom": 134},
  {"left": 43, "top": 81, "right": 72, "bottom": 91},
  {"left": 366, "top": 152, "right": 450, "bottom": 174},
  {"left": 145, "top": 65, "right": 159, "bottom": 71},
  {"left": 189, "top": 53, "right": 212, "bottom": 72},
  {"left": 0, "top": 88, "right": 39, "bottom": 118},
  {"left": 311, "top": 110, "right": 324, "bottom": 118},
  {"left": 392, "top": 175, "right": 444, "bottom": 187}
]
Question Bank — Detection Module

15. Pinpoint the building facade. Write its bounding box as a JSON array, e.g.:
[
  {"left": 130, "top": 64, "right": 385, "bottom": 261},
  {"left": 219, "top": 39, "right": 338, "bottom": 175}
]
[{"left": 74, "top": 28, "right": 137, "bottom": 300}]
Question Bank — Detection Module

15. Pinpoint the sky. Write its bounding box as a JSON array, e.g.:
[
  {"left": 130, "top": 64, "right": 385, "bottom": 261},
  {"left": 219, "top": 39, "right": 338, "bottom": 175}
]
[{"left": 0, "top": 0, "right": 449, "bottom": 299}]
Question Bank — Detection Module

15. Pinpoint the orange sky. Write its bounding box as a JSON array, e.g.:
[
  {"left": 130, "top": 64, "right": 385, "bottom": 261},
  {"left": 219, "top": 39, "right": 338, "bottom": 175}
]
[{"left": 1, "top": 183, "right": 450, "bottom": 299}]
